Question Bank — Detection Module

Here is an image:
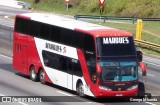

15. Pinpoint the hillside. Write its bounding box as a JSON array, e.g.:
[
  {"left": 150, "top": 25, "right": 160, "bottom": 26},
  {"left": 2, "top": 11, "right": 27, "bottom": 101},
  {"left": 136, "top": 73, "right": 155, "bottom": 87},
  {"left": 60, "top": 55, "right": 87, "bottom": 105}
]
[{"left": 22, "top": 0, "right": 160, "bottom": 18}]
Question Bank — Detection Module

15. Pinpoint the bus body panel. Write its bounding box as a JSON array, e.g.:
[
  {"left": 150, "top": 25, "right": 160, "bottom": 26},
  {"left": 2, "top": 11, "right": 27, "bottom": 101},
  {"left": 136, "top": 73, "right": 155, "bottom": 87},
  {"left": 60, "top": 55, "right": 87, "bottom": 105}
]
[
  {"left": 13, "top": 32, "right": 52, "bottom": 82},
  {"left": 34, "top": 38, "right": 95, "bottom": 96},
  {"left": 34, "top": 37, "right": 82, "bottom": 89},
  {"left": 76, "top": 49, "right": 99, "bottom": 96},
  {"left": 13, "top": 13, "right": 139, "bottom": 98}
]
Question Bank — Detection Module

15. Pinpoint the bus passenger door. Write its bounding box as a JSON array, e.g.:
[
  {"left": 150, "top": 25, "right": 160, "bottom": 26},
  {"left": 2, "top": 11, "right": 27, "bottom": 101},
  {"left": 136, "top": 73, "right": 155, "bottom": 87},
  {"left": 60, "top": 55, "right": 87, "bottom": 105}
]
[
  {"left": 67, "top": 59, "right": 82, "bottom": 90},
  {"left": 22, "top": 46, "right": 28, "bottom": 74},
  {"left": 67, "top": 59, "right": 73, "bottom": 90}
]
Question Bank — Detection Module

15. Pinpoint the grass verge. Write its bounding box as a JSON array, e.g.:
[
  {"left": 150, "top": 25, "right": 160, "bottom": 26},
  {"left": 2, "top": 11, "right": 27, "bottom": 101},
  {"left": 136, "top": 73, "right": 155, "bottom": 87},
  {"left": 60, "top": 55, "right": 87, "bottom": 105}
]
[{"left": 20, "top": 0, "right": 160, "bottom": 56}]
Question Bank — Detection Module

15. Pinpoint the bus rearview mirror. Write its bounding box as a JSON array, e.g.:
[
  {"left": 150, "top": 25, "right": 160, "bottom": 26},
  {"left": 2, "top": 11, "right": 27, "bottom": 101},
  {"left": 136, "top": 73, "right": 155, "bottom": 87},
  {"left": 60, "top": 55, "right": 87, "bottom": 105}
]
[{"left": 138, "top": 62, "right": 146, "bottom": 76}]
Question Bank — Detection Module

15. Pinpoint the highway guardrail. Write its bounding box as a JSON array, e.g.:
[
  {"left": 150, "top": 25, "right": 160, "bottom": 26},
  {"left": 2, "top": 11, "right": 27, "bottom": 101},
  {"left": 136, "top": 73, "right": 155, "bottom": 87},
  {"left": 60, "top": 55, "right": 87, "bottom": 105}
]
[
  {"left": 74, "top": 15, "right": 160, "bottom": 24},
  {"left": 74, "top": 15, "right": 160, "bottom": 52},
  {"left": 134, "top": 39, "right": 160, "bottom": 52}
]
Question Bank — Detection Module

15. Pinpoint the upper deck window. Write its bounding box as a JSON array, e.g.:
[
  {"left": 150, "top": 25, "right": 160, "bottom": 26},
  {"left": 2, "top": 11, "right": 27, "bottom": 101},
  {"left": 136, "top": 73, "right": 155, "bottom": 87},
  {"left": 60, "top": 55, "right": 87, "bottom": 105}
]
[
  {"left": 96, "top": 37, "right": 136, "bottom": 57},
  {"left": 15, "top": 17, "right": 31, "bottom": 35}
]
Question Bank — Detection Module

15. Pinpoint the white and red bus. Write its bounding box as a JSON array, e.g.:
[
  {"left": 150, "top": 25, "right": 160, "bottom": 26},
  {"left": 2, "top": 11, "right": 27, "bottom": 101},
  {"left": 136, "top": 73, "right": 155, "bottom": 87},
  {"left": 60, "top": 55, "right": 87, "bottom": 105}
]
[{"left": 13, "top": 13, "right": 146, "bottom": 97}]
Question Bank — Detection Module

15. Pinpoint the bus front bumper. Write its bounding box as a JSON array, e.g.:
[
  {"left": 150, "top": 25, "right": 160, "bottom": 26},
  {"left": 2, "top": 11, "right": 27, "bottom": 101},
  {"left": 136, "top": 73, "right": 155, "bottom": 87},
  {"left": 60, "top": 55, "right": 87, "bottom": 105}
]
[{"left": 96, "top": 88, "right": 138, "bottom": 97}]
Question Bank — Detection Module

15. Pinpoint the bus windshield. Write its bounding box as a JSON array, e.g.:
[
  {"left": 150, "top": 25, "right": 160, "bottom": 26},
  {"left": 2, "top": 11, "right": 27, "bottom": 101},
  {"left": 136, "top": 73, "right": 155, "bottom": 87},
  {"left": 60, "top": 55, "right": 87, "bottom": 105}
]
[
  {"left": 100, "top": 61, "right": 138, "bottom": 82},
  {"left": 96, "top": 37, "right": 136, "bottom": 57}
]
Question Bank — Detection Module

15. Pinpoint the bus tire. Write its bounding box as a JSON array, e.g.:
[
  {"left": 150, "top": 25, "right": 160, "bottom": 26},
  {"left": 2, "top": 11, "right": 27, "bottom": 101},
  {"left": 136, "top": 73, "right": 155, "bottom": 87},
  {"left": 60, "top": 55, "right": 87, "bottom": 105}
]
[
  {"left": 39, "top": 69, "right": 46, "bottom": 84},
  {"left": 137, "top": 82, "right": 145, "bottom": 97},
  {"left": 77, "top": 82, "right": 85, "bottom": 97},
  {"left": 30, "top": 66, "right": 38, "bottom": 82}
]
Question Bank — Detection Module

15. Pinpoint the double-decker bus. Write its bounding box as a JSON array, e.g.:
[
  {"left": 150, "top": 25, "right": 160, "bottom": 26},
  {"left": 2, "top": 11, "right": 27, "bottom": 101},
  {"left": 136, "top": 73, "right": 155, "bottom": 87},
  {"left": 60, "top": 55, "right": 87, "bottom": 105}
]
[{"left": 13, "top": 13, "right": 146, "bottom": 97}]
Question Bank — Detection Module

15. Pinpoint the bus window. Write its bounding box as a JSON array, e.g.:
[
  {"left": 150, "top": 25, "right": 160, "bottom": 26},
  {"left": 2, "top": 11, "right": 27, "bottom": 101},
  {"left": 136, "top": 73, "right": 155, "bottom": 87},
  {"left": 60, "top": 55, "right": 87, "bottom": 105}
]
[
  {"left": 84, "top": 35, "right": 96, "bottom": 83},
  {"left": 40, "top": 23, "right": 51, "bottom": 40},
  {"left": 68, "top": 59, "right": 82, "bottom": 77},
  {"left": 30, "top": 21, "right": 41, "bottom": 37},
  {"left": 61, "top": 29, "right": 73, "bottom": 46},
  {"left": 22, "top": 19, "right": 30, "bottom": 35},
  {"left": 59, "top": 56, "right": 68, "bottom": 72},
  {"left": 42, "top": 50, "right": 60, "bottom": 70},
  {"left": 15, "top": 17, "right": 21, "bottom": 32},
  {"left": 70, "top": 59, "right": 82, "bottom": 77},
  {"left": 42, "top": 50, "right": 69, "bottom": 72},
  {"left": 72, "top": 31, "right": 84, "bottom": 49},
  {"left": 50, "top": 26, "right": 61, "bottom": 43},
  {"left": 73, "top": 61, "right": 82, "bottom": 77},
  {"left": 15, "top": 17, "right": 30, "bottom": 35},
  {"left": 84, "top": 35, "right": 95, "bottom": 52}
]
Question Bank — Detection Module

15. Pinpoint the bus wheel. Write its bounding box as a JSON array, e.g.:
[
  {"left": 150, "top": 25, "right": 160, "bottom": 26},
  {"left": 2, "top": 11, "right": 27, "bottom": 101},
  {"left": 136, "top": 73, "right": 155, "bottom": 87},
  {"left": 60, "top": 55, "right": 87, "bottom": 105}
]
[
  {"left": 30, "top": 66, "right": 38, "bottom": 82},
  {"left": 77, "top": 83, "right": 85, "bottom": 97},
  {"left": 39, "top": 69, "right": 46, "bottom": 84}
]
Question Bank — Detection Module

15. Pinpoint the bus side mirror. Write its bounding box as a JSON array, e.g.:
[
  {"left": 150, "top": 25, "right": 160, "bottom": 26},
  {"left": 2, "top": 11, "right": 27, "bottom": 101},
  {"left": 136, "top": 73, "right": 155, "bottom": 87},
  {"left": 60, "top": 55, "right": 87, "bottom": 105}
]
[
  {"left": 136, "top": 50, "right": 142, "bottom": 62},
  {"left": 138, "top": 62, "right": 146, "bottom": 76}
]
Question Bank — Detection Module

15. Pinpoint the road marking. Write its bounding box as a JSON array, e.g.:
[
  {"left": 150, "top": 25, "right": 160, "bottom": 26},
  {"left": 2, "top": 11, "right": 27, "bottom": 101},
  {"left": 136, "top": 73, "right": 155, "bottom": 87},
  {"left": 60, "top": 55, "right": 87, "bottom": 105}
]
[
  {"left": 4, "top": 15, "right": 15, "bottom": 21},
  {"left": 0, "top": 23, "right": 14, "bottom": 28},
  {"left": 138, "top": 71, "right": 156, "bottom": 77},
  {"left": 57, "top": 91, "right": 92, "bottom": 103},
  {"left": 0, "top": 94, "right": 5, "bottom": 96},
  {"left": 143, "top": 61, "right": 160, "bottom": 67},
  {"left": 147, "top": 74, "right": 156, "bottom": 77},
  {"left": 87, "top": 102, "right": 92, "bottom": 104},
  {"left": 0, "top": 32, "right": 4, "bottom": 35},
  {"left": 0, "top": 54, "right": 12, "bottom": 59},
  {"left": 0, "top": 93, "right": 28, "bottom": 105},
  {"left": 145, "top": 102, "right": 156, "bottom": 105},
  {"left": 18, "top": 102, "right": 28, "bottom": 105},
  {"left": 57, "top": 91, "right": 74, "bottom": 96},
  {"left": 0, "top": 18, "right": 14, "bottom": 27},
  {"left": 4, "top": 16, "right": 9, "bottom": 19}
]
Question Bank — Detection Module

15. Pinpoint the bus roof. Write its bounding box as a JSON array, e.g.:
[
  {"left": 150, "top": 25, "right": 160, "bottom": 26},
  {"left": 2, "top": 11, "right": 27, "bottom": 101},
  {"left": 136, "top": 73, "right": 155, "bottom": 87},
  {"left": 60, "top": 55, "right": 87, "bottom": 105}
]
[{"left": 18, "top": 13, "right": 132, "bottom": 37}]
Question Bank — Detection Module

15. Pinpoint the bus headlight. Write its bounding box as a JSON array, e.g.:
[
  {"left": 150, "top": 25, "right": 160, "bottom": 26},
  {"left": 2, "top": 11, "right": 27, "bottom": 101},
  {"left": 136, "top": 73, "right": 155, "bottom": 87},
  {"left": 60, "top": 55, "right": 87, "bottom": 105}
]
[
  {"left": 99, "top": 86, "right": 112, "bottom": 91},
  {"left": 127, "top": 85, "right": 138, "bottom": 90}
]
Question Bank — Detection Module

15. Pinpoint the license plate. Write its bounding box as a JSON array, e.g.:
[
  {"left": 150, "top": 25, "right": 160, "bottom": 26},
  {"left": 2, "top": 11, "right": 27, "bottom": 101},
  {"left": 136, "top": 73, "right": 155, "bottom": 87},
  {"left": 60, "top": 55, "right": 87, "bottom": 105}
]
[{"left": 116, "top": 94, "right": 123, "bottom": 96}]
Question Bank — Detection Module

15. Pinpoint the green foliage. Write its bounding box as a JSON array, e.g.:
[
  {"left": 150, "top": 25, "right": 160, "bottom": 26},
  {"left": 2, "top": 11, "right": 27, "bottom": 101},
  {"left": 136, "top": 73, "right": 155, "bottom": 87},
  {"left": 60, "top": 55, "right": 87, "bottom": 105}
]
[
  {"left": 21, "top": 0, "right": 160, "bottom": 55},
  {"left": 22, "top": 0, "right": 158, "bottom": 17},
  {"left": 22, "top": 0, "right": 160, "bottom": 18}
]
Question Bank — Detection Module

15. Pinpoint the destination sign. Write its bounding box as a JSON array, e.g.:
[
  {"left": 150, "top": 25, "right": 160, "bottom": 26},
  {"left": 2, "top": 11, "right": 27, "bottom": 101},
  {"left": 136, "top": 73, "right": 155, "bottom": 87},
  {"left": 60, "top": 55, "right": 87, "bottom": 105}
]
[{"left": 103, "top": 37, "right": 129, "bottom": 44}]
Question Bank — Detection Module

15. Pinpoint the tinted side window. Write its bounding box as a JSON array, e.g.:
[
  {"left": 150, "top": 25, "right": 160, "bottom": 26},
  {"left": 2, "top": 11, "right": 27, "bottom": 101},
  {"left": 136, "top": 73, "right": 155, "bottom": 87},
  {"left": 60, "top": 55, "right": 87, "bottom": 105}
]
[
  {"left": 30, "top": 21, "right": 41, "bottom": 37},
  {"left": 84, "top": 35, "right": 96, "bottom": 83},
  {"left": 50, "top": 26, "right": 61, "bottom": 43},
  {"left": 61, "top": 29, "right": 73, "bottom": 46},
  {"left": 40, "top": 23, "right": 51, "bottom": 40},
  {"left": 42, "top": 50, "right": 60, "bottom": 69},
  {"left": 59, "top": 57, "right": 68, "bottom": 72},
  {"left": 73, "top": 60, "right": 82, "bottom": 77},
  {"left": 42, "top": 50, "right": 82, "bottom": 76},
  {"left": 72, "top": 31, "right": 84, "bottom": 49},
  {"left": 84, "top": 35, "right": 95, "bottom": 52},
  {"left": 15, "top": 17, "right": 21, "bottom": 32},
  {"left": 21, "top": 19, "right": 30, "bottom": 34},
  {"left": 68, "top": 59, "right": 73, "bottom": 74},
  {"left": 42, "top": 50, "right": 67, "bottom": 72},
  {"left": 66, "top": 59, "right": 83, "bottom": 77},
  {"left": 15, "top": 17, "right": 30, "bottom": 35}
]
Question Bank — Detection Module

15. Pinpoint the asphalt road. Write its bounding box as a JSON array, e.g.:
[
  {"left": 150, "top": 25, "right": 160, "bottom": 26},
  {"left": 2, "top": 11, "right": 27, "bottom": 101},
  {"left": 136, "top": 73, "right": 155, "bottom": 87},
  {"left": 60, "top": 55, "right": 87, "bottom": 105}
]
[
  {"left": 0, "top": 6, "right": 160, "bottom": 105},
  {"left": 0, "top": 6, "right": 30, "bottom": 16},
  {"left": 0, "top": 54, "right": 150, "bottom": 105}
]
